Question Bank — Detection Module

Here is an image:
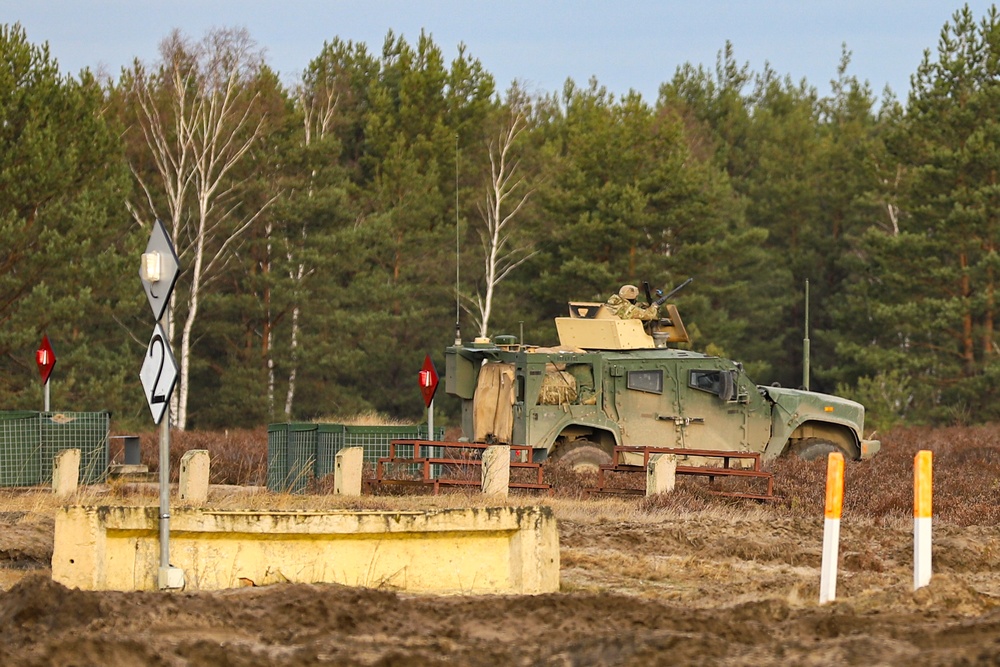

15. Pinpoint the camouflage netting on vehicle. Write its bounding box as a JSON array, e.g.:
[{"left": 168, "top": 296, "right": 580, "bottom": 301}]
[
  {"left": 473, "top": 363, "right": 515, "bottom": 443},
  {"left": 539, "top": 367, "right": 577, "bottom": 405}
]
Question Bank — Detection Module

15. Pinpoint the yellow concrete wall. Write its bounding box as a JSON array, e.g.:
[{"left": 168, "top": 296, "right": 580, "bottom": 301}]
[{"left": 52, "top": 506, "right": 559, "bottom": 595}]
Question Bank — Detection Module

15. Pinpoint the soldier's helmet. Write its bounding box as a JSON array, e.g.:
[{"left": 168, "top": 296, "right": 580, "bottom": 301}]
[{"left": 619, "top": 284, "right": 639, "bottom": 300}]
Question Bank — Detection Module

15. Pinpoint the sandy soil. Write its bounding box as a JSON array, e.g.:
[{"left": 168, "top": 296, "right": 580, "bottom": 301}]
[{"left": 1, "top": 497, "right": 1000, "bottom": 667}]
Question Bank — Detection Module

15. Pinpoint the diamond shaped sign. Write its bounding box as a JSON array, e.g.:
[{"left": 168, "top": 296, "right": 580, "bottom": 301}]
[
  {"left": 418, "top": 354, "right": 439, "bottom": 408},
  {"left": 139, "top": 322, "right": 178, "bottom": 425},
  {"left": 139, "top": 219, "right": 180, "bottom": 322},
  {"left": 36, "top": 335, "right": 56, "bottom": 385}
]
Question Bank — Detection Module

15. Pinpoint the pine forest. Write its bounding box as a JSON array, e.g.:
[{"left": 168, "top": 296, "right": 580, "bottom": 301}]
[{"left": 3, "top": 6, "right": 1000, "bottom": 433}]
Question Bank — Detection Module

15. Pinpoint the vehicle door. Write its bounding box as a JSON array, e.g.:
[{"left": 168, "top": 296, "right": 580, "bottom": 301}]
[
  {"left": 678, "top": 364, "right": 771, "bottom": 452},
  {"left": 605, "top": 360, "right": 684, "bottom": 449}
]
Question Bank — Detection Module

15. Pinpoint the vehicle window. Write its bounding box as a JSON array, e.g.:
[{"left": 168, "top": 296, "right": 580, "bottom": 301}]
[
  {"left": 689, "top": 370, "right": 735, "bottom": 400},
  {"left": 690, "top": 370, "right": 722, "bottom": 394},
  {"left": 627, "top": 369, "right": 662, "bottom": 394}
]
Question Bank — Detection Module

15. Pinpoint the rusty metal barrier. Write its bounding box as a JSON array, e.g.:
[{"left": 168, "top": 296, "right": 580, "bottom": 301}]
[
  {"left": 588, "top": 446, "right": 776, "bottom": 501},
  {"left": 367, "top": 440, "right": 551, "bottom": 495}
]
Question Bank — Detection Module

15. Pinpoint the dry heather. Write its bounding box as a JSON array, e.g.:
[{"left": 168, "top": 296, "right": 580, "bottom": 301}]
[
  {"left": 105, "top": 423, "right": 1000, "bottom": 526},
  {"left": 111, "top": 428, "right": 269, "bottom": 487},
  {"left": 768, "top": 424, "right": 1000, "bottom": 526}
]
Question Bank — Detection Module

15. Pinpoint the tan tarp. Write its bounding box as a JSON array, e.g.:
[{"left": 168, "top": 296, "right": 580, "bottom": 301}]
[{"left": 474, "top": 363, "right": 516, "bottom": 443}]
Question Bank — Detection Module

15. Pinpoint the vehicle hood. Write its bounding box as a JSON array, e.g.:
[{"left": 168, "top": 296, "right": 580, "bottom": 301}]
[{"left": 761, "top": 385, "right": 866, "bottom": 433}]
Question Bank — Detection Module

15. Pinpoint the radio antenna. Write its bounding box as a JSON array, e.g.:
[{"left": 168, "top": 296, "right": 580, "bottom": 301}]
[
  {"left": 802, "top": 279, "right": 810, "bottom": 391},
  {"left": 454, "top": 133, "right": 462, "bottom": 345}
]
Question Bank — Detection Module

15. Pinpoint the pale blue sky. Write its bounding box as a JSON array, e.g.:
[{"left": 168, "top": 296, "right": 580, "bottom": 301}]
[{"left": 6, "top": 1, "right": 998, "bottom": 102}]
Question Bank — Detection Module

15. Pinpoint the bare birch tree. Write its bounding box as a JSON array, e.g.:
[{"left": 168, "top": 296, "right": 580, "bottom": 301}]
[
  {"left": 263, "top": 44, "right": 355, "bottom": 418},
  {"left": 125, "top": 28, "right": 277, "bottom": 429},
  {"left": 471, "top": 105, "right": 536, "bottom": 337}
]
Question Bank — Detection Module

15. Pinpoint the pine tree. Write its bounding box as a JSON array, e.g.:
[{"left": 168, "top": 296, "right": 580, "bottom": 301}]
[
  {"left": 0, "top": 24, "right": 137, "bottom": 415},
  {"left": 840, "top": 6, "right": 1000, "bottom": 423}
]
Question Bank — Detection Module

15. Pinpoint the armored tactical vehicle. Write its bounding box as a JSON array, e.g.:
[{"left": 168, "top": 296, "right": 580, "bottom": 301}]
[{"left": 445, "top": 290, "right": 880, "bottom": 471}]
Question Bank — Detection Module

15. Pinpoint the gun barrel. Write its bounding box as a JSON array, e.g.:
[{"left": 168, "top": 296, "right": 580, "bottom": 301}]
[{"left": 654, "top": 277, "right": 693, "bottom": 307}]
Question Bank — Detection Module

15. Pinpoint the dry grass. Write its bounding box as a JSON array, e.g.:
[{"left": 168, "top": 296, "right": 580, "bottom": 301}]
[
  {"left": 100, "top": 422, "right": 1000, "bottom": 527},
  {"left": 0, "top": 485, "right": 779, "bottom": 525},
  {"left": 313, "top": 410, "right": 415, "bottom": 426}
]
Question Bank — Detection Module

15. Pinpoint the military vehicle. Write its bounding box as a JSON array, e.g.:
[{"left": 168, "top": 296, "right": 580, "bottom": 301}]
[{"left": 444, "top": 285, "right": 880, "bottom": 471}]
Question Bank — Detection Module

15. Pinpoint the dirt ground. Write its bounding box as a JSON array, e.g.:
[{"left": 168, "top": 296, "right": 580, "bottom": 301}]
[{"left": 1, "top": 494, "right": 1000, "bottom": 667}]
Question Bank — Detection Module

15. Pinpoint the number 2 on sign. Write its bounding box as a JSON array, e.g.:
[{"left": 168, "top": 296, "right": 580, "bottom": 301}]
[{"left": 148, "top": 334, "right": 167, "bottom": 404}]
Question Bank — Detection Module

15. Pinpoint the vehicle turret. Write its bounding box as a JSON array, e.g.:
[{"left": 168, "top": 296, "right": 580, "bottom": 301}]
[{"left": 555, "top": 301, "right": 689, "bottom": 350}]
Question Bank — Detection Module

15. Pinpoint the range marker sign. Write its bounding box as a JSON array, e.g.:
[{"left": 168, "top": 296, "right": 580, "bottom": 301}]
[{"left": 139, "top": 322, "right": 178, "bottom": 425}]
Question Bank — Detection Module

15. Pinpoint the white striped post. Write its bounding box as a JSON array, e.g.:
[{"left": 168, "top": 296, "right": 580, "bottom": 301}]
[
  {"left": 914, "top": 450, "right": 933, "bottom": 590},
  {"left": 819, "top": 451, "right": 844, "bottom": 604}
]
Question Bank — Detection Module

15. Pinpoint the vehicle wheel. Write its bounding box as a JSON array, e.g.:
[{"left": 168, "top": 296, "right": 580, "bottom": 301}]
[
  {"left": 554, "top": 440, "right": 612, "bottom": 473},
  {"left": 791, "top": 438, "right": 846, "bottom": 461}
]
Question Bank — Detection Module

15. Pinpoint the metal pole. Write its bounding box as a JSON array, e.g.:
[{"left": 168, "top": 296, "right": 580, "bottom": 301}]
[
  {"left": 43, "top": 379, "right": 50, "bottom": 412},
  {"left": 159, "top": 394, "right": 170, "bottom": 570},
  {"left": 158, "top": 309, "right": 171, "bottom": 580},
  {"left": 428, "top": 398, "right": 434, "bottom": 441}
]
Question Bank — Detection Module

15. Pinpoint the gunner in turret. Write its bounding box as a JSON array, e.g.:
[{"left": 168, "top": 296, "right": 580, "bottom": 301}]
[{"left": 604, "top": 284, "right": 660, "bottom": 321}]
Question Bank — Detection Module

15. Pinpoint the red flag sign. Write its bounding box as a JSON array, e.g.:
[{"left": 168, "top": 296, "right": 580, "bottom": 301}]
[
  {"left": 419, "top": 354, "right": 439, "bottom": 407},
  {"left": 36, "top": 335, "right": 56, "bottom": 385}
]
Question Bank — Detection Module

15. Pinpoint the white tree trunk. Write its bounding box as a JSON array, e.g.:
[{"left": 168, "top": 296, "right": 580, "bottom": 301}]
[
  {"left": 127, "top": 28, "right": 275, "bottom": 430},
  {"left": 265, "top": 223, "right": 275, "bottom": 413},
  {"left": 284, "top": 301, "right": 301, "bottom": 418},
  {"left": 474, "top": 108, "right": 536, "bottom": 337},
  {"left": 176, "top": 193, "right": 209, "bottom": 430},
  {"left": 278, "top": 75, "right": 339, "bottom": 418}
]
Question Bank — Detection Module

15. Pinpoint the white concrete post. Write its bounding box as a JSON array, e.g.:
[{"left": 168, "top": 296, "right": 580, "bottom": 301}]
[
  {"left": 646, "top": 453, "right": 677, "bottom": 496},
  {"left": 482, "top": 445, "right": 511, "bottom": 497},
  {"left": 179, "top": 450, "right": 210, "bottom": 504},
  {"left": 52, "top": 448, "right": 81, "bottom": 498},
  {"left": 334, "top": 446, "right": 364, "bottom": 496}
]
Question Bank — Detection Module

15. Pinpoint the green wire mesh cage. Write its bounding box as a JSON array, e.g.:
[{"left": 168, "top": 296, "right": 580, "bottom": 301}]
[
  {"left": 0, "top": 411, "right": 109, "bottom": 487},
  {"left": 267, "top": 423, "right": 443, "bottom": 493}
]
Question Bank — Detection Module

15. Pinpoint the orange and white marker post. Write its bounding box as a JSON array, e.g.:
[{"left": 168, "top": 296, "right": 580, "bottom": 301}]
[
  {"left": 914, "top": 450, "right": 933, "bottom": 590},
  {"left": 819, "top": 451, "right": 844, "bottom": 604}
]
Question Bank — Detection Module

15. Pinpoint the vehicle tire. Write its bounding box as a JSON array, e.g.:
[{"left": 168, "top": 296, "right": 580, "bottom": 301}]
[
  {"left": 791, "top": 438, "right": 847, "bottom": 461},
  {"left": 553, "top": 440, "right": 612, "bottom": 473}
]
